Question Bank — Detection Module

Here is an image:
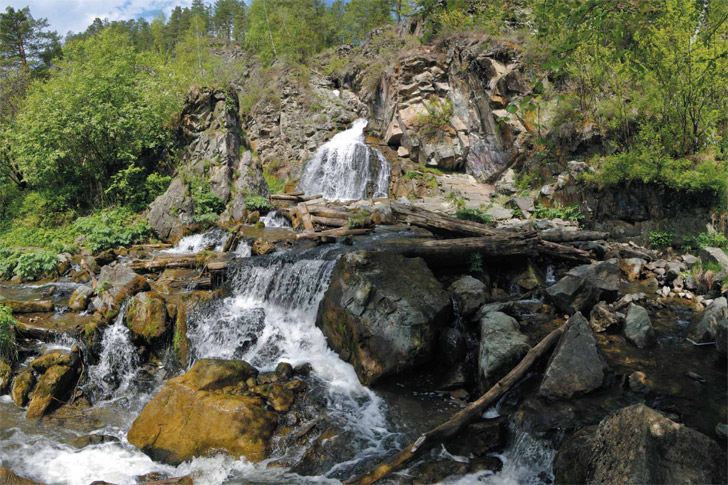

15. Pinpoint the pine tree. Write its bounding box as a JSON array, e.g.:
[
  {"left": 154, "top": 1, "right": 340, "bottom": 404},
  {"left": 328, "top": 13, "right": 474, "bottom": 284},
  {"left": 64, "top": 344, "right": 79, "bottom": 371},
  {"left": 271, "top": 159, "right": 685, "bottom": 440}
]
[{"left": 0, "top": 6, "right": 60, "bottom": 71}]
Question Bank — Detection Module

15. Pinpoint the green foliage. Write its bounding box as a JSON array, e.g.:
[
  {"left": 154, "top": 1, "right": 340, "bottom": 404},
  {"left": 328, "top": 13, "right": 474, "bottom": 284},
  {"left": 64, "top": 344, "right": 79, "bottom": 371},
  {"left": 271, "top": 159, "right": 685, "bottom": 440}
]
[
  {"left": 348, "top": 211, "right": 371, "bottom": 229},
  {"left": 0, "top": 248, "right": 20, "bottom": 279},
  {"left": 516, "top": 171, "right": 544, "bottom": 192},
  {"left": 263, "top": 167, "right": 285, "bottom": 195},
  {"left": 649, "top": 231, "right": 673, "bottom": 249},
  {"left": 468, "top": 253, "right": 484, "bottom": 274},
  {"left": 0, "top": 304, "right": 18, "bottom": 363},
  {"left": 683, "top": 232, "right": 728, "bottom": 250},
  {"left": 73, "top": 208, "right": 152, "bottom": 253},
  {"left": 416, "top": 96, "right": 454, "bottom": 134},
  {"left": 446, "top": 191, "right": 466, "bottom": 210},
  {"left": 455, "top": 208, "right": 492, "bottom": 225},
  {"left": 244, "top": 194, "right": 272, "bottom": 213},
  {"left": 105, "top": 165, "right": 172, "bottom": 211},
  {"left": 187, "top": 176, "right": 225, "bottom": 224},
  {"left": 533, "top": 204, "right": 583, "bottom": 221},
  {"left": 14, "top": 250, "right": 57, "bottom": 280}
]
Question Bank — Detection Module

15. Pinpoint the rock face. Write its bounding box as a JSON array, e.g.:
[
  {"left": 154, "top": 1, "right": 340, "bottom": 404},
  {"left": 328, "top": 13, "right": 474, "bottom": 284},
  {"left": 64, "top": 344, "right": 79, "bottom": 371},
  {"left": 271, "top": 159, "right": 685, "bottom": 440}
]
[
  {"left": 316, "top": 251, "right": 451, "bottom": 385},
  {"left": 478, "top": 311, "right": 530, "bottom": 386},
  {"left": 686, "top": 297, "right": 727, "bottom": 343},
  {"left": 553, "top": 404, "right": 727, "bottom": 484},
  {"left": 539, "top": 313, "right": 607, "bottom": 399},
  {"left": 546, "top": 259, "right": 620, "bottom": 315},
  {"left": 449, "top": 275, "right": 488, "bottom": 318},
  {"left": 127, "top": 359, "right": 279, "bottom": 465},
  {"left": 125, "top": 292, "right": 169, "bottom": 345},
  {"left": 367, "top": 39, "right": 528, "bottom": 180},
  {"left": 147, "top": 87, "right": 269, "bottom": 240},
  {"left": 624, "top": 304, "right": 655, "bottom": 348}
]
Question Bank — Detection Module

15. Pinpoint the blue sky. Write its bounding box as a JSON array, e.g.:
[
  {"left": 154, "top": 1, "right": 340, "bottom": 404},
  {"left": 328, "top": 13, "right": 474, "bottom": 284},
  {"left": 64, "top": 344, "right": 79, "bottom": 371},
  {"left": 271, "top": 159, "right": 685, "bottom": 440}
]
[{"left": 3, "top": 1, "right": 215, "bottom": 36}]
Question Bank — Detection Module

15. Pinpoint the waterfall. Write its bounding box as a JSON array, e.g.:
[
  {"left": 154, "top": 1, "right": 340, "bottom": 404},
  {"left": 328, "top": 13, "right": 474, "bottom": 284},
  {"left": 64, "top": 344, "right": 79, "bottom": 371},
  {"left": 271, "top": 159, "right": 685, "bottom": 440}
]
[
  {"left": 86, "top": 304, "right": 141, "bottom": 402},
  {"left": 185, "top": 246, "right": 392, "bottom": 468},
  {"left": 261, "top": 210, "right": 291, "bottom": 228},
  {"left": 298, "top": 119, "right": 391, "bottom": 201},
  {"left": 160, "top": 227, "right": 229, "bottom": 255}
]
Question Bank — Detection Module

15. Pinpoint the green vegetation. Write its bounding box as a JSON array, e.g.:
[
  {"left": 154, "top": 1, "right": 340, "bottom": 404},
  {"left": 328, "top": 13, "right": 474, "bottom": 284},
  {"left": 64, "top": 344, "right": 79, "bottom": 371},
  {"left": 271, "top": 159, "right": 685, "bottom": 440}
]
[
  {"left": 683, "top": 232, "right": 728, "bottom": 250},
  {"left": 446, "top": 191, "right": 466, "bottom": 210},
  {"left": 348, "top": 212, "right": 372, "bottom": 229},
  {"left": 14, "top": 250, "right": 58, "bottom": 280},
  {"left": 532, "top": 204, "right": 583, "bottom": 222},
  {"left": 455, "top": 208, "right": 492, "bottom": 225},
  {"left": 649, "top": 231, "right": 673, "bottom": 249},
  {"left": 0, "top": 305, "right": 18, "bottom": 363},
  {"left": 74, "top": 208, "right": 152, "bottom": 253},
  {"left": 244, "top": 194, "right": 273, "bottom": 213},
  {"left": 416, "top": 95, "right": 454, "bottom": 135},
  {"left": 468, "top": 253, "right": 484, "bottom": 274},
  {"left": 263, "top": 168, "right": 285, "bottom": 195}
]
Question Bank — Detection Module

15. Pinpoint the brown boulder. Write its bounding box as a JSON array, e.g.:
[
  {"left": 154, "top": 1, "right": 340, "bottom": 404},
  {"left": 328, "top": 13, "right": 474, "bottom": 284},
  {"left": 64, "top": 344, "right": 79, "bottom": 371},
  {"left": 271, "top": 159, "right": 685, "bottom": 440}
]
[
  {"left": 0, "top": 468, "right": 44, "bottom": 485},
  {"left": 125, "top": 292, "right": 169, "bottom": 344},
  {"left": 127, "top": 359, "right": 277, "bottom": 465},
  {"left": 2, "top": 300, "right": 54, "bottom": 313},
  {"left": 11, "top": 369, "right": 35, "bottom": 407},
  {"left": 29, "top": 349, "right": 79, "bottom": 374},
  {"left": 26, "top": 364, "right": 80, "bottom": 419}
]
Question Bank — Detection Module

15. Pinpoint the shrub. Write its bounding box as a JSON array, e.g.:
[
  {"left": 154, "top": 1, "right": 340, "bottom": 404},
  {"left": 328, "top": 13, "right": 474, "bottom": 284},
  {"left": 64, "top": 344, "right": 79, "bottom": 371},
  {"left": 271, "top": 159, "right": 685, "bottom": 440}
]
[
  {"left": 456, "top": 208, "right": 492, "bottom": 225},
  {"left": 187, "top": 177, "right": 225, "bottom": 224},
  {"left": 74, "top": 208, "right": 152, "bottom": 252},
  {"left": 533, "top": 204, "right": 584, "bottom": 221},
  {"left": 469, "top": 253, "right": 484, "bottom": 274},
  {"left": 649, "top": 231, "right": 673, "bottom": 249},
  {"left": 263, "top": 168, "right": 285, "bottom": 195},
  {"left": 244, "top": 195, "right": 272, "bottom": 213},
  {"left": 14, "top": 250, "right": 58, "bottom": 280},
  {"left": 683, "top": 232, "right": 728, "bottom": 250},
  {"left": 348, "top": 212, "right": 371, "bottom": 229},
  {"left": 0, "top": 248, "right": 20, "bottom": 280},
  {"left": 0, "top": 305, "right": 18, "bottom": 363}
]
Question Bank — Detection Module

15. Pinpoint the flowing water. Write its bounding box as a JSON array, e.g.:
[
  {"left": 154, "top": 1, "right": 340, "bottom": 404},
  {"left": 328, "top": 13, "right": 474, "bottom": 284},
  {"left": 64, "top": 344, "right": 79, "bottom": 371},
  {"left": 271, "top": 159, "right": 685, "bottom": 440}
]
[
  {"left": 260, "top": 210, "right": 291, "bottom": 228},
  {"left": 160, "top": 227, "right": 230, "bottom": 254},
  {"left": 298, "top": 119, "right": 391, "bottom": 201}
]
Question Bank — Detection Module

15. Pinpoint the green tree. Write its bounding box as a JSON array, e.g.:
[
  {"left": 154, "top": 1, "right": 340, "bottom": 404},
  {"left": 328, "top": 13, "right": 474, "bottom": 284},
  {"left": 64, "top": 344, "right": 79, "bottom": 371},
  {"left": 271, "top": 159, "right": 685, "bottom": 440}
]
[{"left": 0, "top": 6, "right": 60, "bottom": 71}]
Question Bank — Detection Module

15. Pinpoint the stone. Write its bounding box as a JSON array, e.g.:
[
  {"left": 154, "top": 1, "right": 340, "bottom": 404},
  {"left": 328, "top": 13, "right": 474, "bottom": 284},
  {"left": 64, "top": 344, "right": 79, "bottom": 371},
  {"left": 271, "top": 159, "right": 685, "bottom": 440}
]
[
  {"left": 448, "top": 275, "right": 488, "bottom": 318},
  {"left": 510, "top": 196, "right": 535, "bottom": 218},
  {"left": 0, "top": 360, "right": 11, "bottom": 394},
  {"left": 686, "top": 297, "right": 727, "bottom": 343},
  {"left": 682, "top": 254, "right": 699, "bottom": 267},
  {"left": 29, "top": 349, "right": 79, "bottom": 374},
  {"left": 252, "top": 239, "right": 275, "bottom": 256},
  {"left": 125, "top": 292, "right": 169, "bottom": 345},
  {"left": 628, "top": 371, "right": 652, "bottom": 392},
  {"left": 11, "top": 369, "right": 35, "bottom": 407},
  {"left": 539, "top": 313, "right": 607, "bottom": 399},
  {"left": 485, "top": 204, "right": 513, "bottom": 221},
  {"left": 26, "top": 364, "right": 80, "bottom": 419},
  {"left": 717, "top": 423, "right": 728, "bottom": 440},
  {"left": 478, "top": 312, "right": 530, "bottom": 386},
  {"left": 624, "top": 304, "right": 655, "bottom": 348},
  {"left": 93, "top": 265, "right": 150, "bottom": 317},
  {"left": 71, "top": 434, "right": 120, "bottom": 448},
  {"left": 444, "top": 417, "right": 507, "bottom": 457},
  {"left": 146, "top": 178, "right": 196, "bottom": 241},
  {"left": 68, "top": 285, "right": 93, "bottom": 312},
  {"left": 589, "top": 301, "right": 619, "bottom": 333},
  {"left": 1, "top": 300, "right": 53, "bottom": 313},
  {"left": 619, "top": 257, "right": 645, "bottom": 281},
  {"left": 396, "top": 146, "right": 409, "bottom": 157},
  {"left": 716, "top": 319, "right": 727, "bottom": 355},
  {"left": 699, "top": 247, "right": 728, "bottom": 269},
  {"left": 0, "top": 468, "right": 44, "bottom": 485},
  {"left": 127, "top": 359, "right": 276, "bottom": 465},
  {"left": 316, "top": 251, "right": 451, "bottom": 385},
  {"left": 546, "top": 259, "right": 620, "bottom": 315},
  {"left": 554, "top": 404, "right": 727, "bottom": 484}
]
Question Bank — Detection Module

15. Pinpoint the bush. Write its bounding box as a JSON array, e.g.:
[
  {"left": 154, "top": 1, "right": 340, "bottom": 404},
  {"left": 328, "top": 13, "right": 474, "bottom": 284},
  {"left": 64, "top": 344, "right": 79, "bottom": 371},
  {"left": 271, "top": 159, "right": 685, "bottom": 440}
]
[
  {"left": 187, "top": 177, "right": 225, "bottom": 224},
  {"left": 0, "top": 305, "right": 18, "bottom": 363},
  {"left": 244, "top": 195, "right": 272, "bottom": 213},
  {"left": 683, "top": 232, "right": 728, "bottom": 250},
  {"left": 74, "top": 207, "right": 152, "bottom": 252},
  {"left": 263, "top": 168, "right": 285, "bottom": 195},
  {"left": 533, "top": 204, "right": 584, "bottom": 221},
  {"left": 649, "top": 231, "right": 673, "bottom": 249},
  {"left": 348, "top": 212, "right": 371, "bottom": 229},
  {"left": 0, "top": 248, "right": 20, "bottom": 279},
  {"left": 456, "top": 208, "right": 492, "bottom": 225},
  {"left": 14, "top": 250, "right": 58, "bottom": 280},
  {"left": 105, "top": 165, "right": 171, "bottom": 210}
]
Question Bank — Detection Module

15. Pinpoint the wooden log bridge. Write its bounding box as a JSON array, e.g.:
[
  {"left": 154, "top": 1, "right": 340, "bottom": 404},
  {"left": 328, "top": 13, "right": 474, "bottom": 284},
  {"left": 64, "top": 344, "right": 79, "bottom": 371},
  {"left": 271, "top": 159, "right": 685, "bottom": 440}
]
[{"left": 344, "top": 323, "right": 567, "bottom": 485}]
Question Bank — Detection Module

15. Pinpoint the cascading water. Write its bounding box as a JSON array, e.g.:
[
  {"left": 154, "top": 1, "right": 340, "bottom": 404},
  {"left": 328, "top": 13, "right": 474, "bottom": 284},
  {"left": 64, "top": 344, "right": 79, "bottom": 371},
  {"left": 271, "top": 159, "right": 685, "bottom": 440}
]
[
  {"left": 260, "top": 210, "right": 291, "bottom": 228},
  {"left": 160, "top": 227, "right": 229, "bottom": 254},
  {"left": 298, "top": 119, "right": 391, "bottom": 201}
]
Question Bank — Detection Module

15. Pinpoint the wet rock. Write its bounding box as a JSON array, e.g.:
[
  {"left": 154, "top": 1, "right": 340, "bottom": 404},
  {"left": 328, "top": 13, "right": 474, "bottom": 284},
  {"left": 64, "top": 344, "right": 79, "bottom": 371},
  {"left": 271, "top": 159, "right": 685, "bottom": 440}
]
[
  {"left": 407, "top": 456, "right": 502, "bottom": 484},
  {"left": 682, "top": 254, "right": 700, "bottom": 267},
  {"left": 589, "top": 301, "right": 619, "bottom": 333},
  {"left": 26, "top": 364, "right": 80, "bottom": 419},
  {"left": 438, "top": 326, "right": 466, "bottom": 366},
  {"left": 539, "top": 313, "right": 607, "bottom": 399},
  {"left": 699, "top": 247, "right": 728, "bottom": 269},
  {"left": 619, "top": 257, "right": 645, "bottom": 281},
  {"left": 147, "top": 178, "right": 195, "bottom": 241},
  {"left": 449, "top": 275, "right": 488, "bottom": 318},
  {"left": 71, "top": 434, "right": 120, "bottom": 448},
  {"left": 0, "top": 468, "right": 44, "bottom": 485},
  {"left": 2, "top": 300, "right": 54, "bottom": 313},
  {"left": 252, "top": 239, "right": 275, "bottom": 256},
  {"left": 252, "top": 383, "right": 295, "bottom": 412},
  {"left": 686, "top": 297, "right": 727, "bottom": 343},
  {"left": 445, "top": 417, "right": 507, "bottom": 457},
  {"left": 628, "top": 371, "right": 652, "bottom": 393},
  {"left": 68, "top": 285, "right": 93, "bottom": 312},
  {"left": 0, "top": 360, "right": 11, "bottom": 394},
  {"left": 478, "top": 311, "right": 530, "bottom": 386},
  {"left": 11, "top": 369, "right": 35, "bottom": 407},
  {"left": 716, "top": 319, "right": 727, "bottom": 355},
  {"left": 125, "top": 292, "right": 169, "bottom": 345},
  {"left": 546, "top": 259, "right": 619, "bottom": 315},
  {"left": 128, "top": 359, "right": 277, "bottom": 465},
  {"left": 717, "top": 423, "right": 728, "bottom": 440},
  {"left": 316, "top": 251, "right": 451, "bottom": 385},
  {"left": 624, "top": 304, "right": 655, "bottom": 348},
  {"left": 511, "top": 261, "right": 546, "bottom": 291},
  {"left": 93, "top": 265, "right": 150, "bottom": 317},
  {"left": 29, "top": 349, "right": 79, "bottom": 374},
  {"left": 275, "top": 362, "right": 294, "bottom": 380},
  {"left": 554, "top": 404, "right": 727, "bottom": 484}
]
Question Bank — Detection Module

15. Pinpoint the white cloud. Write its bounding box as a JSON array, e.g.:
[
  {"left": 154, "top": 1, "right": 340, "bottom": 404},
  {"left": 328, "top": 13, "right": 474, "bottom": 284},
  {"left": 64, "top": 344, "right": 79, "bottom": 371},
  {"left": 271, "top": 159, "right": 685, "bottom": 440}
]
[{"left": 3, "top": 0, "right": 213, "bottom": 36}]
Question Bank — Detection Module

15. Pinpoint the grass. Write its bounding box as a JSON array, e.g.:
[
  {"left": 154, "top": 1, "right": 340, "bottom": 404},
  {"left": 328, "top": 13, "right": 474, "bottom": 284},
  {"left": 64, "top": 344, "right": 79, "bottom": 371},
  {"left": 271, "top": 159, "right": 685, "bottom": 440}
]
[
  {"left": 0, "top": 305, "right": 18, "bottom": 363},
  {"left": 532, "top": 203, "right": 584, "bottom": 221},
  {"left": 455, "top": 208, "right": 492, "bottom": 225}
]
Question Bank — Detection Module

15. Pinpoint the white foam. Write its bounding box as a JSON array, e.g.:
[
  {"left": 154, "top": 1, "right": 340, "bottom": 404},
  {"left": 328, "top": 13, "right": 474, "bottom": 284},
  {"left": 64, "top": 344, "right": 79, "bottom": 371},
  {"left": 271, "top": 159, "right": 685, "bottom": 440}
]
[{"left": 161, "top": 228, "right": 229, "bottom": 255}]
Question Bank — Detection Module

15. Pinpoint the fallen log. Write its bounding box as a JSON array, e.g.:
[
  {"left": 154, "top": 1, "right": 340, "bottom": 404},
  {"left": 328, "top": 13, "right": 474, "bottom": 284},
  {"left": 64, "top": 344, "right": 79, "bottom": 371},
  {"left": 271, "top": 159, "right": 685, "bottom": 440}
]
[
  {"left": 391, "top": 203, "right": 498, "bottom": 237},
  {"left": 270, "top": 194, "right": 303, "bottom": 201},
  {"left": 311, "top": 215, "right": 349, "bottom": 228},
  {"left": 300, "top": 194, "right": 323, "bottom": 202},
  {"left": 306, "top": 206, "right": 353, "bottom": 219},
  {"left": 295, "top": 228, "right": 373, "bottom": 240},
  {"left": 344, "top": 323, "right": 567, "bottom": 485},
  {"left": 539, "top": 229, "right": 608, "bottom": 243},
  {"left": 537, "top": 240, "right": 593, "bottom": 263},
  {"left": 381, "top": 233, "right": 539, "bottom": 263},
  {"left": 297, "top": 203, "right": 315, "bottom": 231},
  {"left": 2, "top": 300, "right": 54, "bottom": 313}
]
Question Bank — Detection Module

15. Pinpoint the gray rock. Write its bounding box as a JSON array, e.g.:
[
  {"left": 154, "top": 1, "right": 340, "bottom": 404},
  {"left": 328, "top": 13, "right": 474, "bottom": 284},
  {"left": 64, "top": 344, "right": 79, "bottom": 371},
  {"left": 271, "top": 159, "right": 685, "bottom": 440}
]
[
  {"left": 589, "top": 301, "right": 619, "bottom": 333},
  {"left": 539, "top": 313, "right": 607, "bottom": 399},
  {"left": 554, "top": 404, "right": 727, "bottom": 485},
  {"left": 546, "top": 259, "right": 620, "bottom": 315},
  {"left": 716, "top": 319, "right": 727, "bottom": 355},
  {"left": 624, "top": 304, "right": 655, "bottom": 348},
  {"left": 92, "top": 265, "right": 150, "bottom": 316},
  {"left": 699, "top": 247, "right": 728, "bottom": 269},
  {"left": 717, "top": 423, "right": 728, "bottom": 440},
  {"left": 686, "top": 297, "right": 728, "bottom": 343},
  {"left": 510, "top": 196, "right": 535, "bottom": 218},
  {"left": 478, "top": 312, "right": 530, "bottom": 386},
  {"left": 682, "top": 254, "right": 699, "bottom": 267},
  {"left": 485, "top": 204, "right": 513, "bottom": 221},
  {"left": 147, "top": 178, "right": 195, "bottom": 241},
  {"left": 316, "top": 251, "right": 451, "bottom": 385},
  {"left": 68, "top": 285, "right": 93, "bottom": 312},
  {"left": 449, "top": 276, "right": 488, "bottom": 318}
]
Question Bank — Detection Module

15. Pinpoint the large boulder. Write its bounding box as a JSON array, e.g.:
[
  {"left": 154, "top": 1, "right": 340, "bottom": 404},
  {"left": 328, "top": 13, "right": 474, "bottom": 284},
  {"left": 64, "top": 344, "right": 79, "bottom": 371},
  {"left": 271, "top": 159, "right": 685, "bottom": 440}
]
[
  {"left": 26, "top": 360, "right": 81, "bottom": 419},
  {"left": 553, "top": 404, "right": 727, "bottom": 484},
  {"left": 316, "top": 251, "right": 451, "bottom": 385},
  {"left": 624, "top": 303, "right": 655, "bottom": 348},
  {"left": 125, "top": 292, "right": 169, "bottom": 345},
  {"left": 0, "top": 360, "right": 11, "bottom": 394},
  {"left": 93, "top": 265, "right": 150, "bottom": 317},
  {"left": 539, "top": 313, "right": 607, "bottom": 399},
  {"left": 716, "top": 318, "right": 728, "bottom": 355},
  {"left": 11, "top": 369, "right": 35, "bottom": 407},
  {"left": 146, "top": 178, "right": 195, "bottom": 241},
  {"left": 699, "top": 247, "right": 728, "bottom": 269},
  {"left": 686, "top": 297, "right": 727, "bottom": 343},
  {"left": 0, "top": 468, "right": 43, "bottom": 485},
  {"left": 478, "top": 311, "right": 530, "bottom": 387},
  {"left": 449, "top": 275, "right": 488, "bottom": 318},
  {"left": 127, "top": 359, "right": 278, "bottom": 465},
  {"left": 546, "top": 259, "right": 620, "bottom": 315},
  {"left": 68, "top": 285, "right": 93, "bottom": 312}
]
